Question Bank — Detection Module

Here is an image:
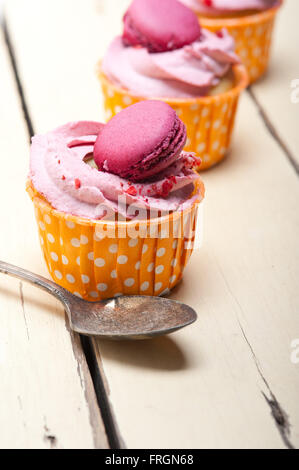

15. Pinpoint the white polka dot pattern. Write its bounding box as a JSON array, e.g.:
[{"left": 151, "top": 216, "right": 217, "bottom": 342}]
[
  {"left": 50, "top": 252, "right": 58, "bottom": 262},
  {"left": 124, "top": 278, "right": 135, "bottom": 287},
  {"left": 95, "top": 258, "right": 105, "bottom": 267},
  {"left": 157, "top": 248, "right": 166, "bottom": 257},
  {"left": 129, "top": 238, "right": 138, "bottom": 247},
  {"left": 141, "top": 282, "right": 149, "bottom": 292},
  {"left": 54, "top": 270, "right": 62, "bottom": 280},
  {"left": 80, "top": 235, "right": 89, "bottom": 245},
  {"left": 47, "top": 234, "right": 55, "bottom": 243},
  {"left": 97, "top": 283, "right": 108, "bottom": 292},
  {"left": 155, "top": 265, "right": 164, "bottom": 275},
  {"left": 67, "top": 274, "right": 75, "bottom": 284},
  {"left": 66, "top": 220, "right": 75, "bottom": 229},
  {"left": 155, "top": 282, "right": 163, "bottom": 292},
  {"left": 71, "top": 238, "right": 80, "bottom": 248},
  {"left": 147, "top": 263, "right": 154, "bottom": 273},
  {"left": 81, "top": 275, "right": 90, "bottom": 284}
]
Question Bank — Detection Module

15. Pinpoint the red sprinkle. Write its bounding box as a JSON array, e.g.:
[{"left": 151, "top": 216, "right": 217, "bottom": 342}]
[
  {"left": 216, "top": 30, "right": 224, "bottom": 38},
  {"left": 75, "top": 178, "right": 81, "bottom": 189},
  {"left": 203, "top": 0, "right": 213, "bottom": 6},
  {"left": 126, "top": 186, "right": 137, "bottom": 197},
  {"left": 62, "top": 175, "right": 66, "bottom": 180},
  {"left": 58, "top": 160, "right": 61, "bottom": 164}
]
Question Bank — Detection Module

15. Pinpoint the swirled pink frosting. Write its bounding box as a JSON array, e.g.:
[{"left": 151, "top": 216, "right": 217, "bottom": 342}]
[
  {"left": 181, "top": 0, "right": 278, "bottom": 15},
  {"left": 102, "top": 28, "right": 239, "bottom": 98},
  {"left": 30, "top": 121, "right": 203, "bottom": 220}
]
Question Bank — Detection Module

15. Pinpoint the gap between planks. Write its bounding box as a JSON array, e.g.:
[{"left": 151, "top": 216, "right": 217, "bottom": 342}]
[
  {"left": 2, "top": 11, "right": 297, "bottom": 449},
  {"left": 214, "top": 258, "right": 295, "bottom": 449},
  {"left": 247, "top": 87, "right": 299, "bottom": 176}
]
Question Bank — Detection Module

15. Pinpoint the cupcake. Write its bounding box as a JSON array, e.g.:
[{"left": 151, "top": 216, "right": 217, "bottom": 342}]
[
  {"left": 27, "top": 101, "right": 205, "bottom": 301},
  {"left": 180, "top": 0, "right": 283, "bottom": 83},
  {"left": 97, "top": 0, "right": 248, "bottom": 170}
]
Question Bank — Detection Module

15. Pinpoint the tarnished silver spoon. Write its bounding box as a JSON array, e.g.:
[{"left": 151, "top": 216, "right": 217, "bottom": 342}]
[{"left": 0, "top": 260, "right": 197, "bottom": 340}]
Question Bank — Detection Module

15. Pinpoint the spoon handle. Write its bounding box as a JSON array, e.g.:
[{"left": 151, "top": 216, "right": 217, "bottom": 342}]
[{"left": 0, "top": 260, "right": 66, "bottom": 302}]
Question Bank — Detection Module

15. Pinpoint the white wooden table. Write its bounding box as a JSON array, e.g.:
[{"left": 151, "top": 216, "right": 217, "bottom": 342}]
[{"left": 0, "top": 0, "right": 298, "bottom": 449}]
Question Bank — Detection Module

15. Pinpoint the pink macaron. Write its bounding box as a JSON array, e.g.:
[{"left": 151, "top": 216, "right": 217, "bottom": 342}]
[
  {"left": 123, "top": 0, "right": 201, "bottom": 53},
  {"left": 93, "top": 100, "right": 187, "bottom": 182}
]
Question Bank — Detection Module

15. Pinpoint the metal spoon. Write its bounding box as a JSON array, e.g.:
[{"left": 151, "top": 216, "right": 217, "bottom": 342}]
[{"left": 0, "top": 260, "right": 197, "bottom": 340}]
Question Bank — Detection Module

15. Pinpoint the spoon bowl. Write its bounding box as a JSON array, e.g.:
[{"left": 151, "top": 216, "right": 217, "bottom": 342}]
[{"left": 0, "top": 260, "right": 197, "bottom": 340}]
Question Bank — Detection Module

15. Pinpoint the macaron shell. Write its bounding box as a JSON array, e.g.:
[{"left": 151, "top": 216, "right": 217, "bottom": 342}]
[
  {"left": 123, "top": 0, "right": 201, "bottom": 52},
  {"left": 94, "top": 100, "right": 186, "bottom": 181}
]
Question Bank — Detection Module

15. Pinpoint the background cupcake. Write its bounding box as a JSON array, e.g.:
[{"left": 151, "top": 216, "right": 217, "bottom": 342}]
[
  {"left": 181, "top": 0, "right": 283, "bottom": 83},
  {"left": 27, "top": 101, "right": 205, "bottom": 301},
  {"left": 97, "top": 0, "right": 248, "bottom": 170}
]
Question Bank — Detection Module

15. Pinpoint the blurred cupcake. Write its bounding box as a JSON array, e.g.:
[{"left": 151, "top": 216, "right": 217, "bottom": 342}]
[
  {"left": 181, "top": 0, "right": 283, "bottom": 83},
  {"left": 97, "top": 0, "right": 248, "bottom": 171},
  {"left": 27, "top": 101, "right": 205, "bottom": 301}
]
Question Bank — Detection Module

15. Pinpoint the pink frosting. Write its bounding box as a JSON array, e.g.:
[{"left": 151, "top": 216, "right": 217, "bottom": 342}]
[
  {"left": 181, "top": 0, "right": 278, "bottom": 15},
  {"left": 102, "top": 28, "right": 239, "bottom": 98},
  {"left": 30, "top": 121, "right": 203, "bottom": 220}
]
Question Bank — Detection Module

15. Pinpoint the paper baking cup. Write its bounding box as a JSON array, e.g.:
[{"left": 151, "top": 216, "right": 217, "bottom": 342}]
[
  {"left": 97, "top": 64, "right": 248, "bottom": 171},
  {"left": 196, "top": 1, "right": 283, "bottom": 84},
  {"left": 27, "top": 180, "right": 204, "bottom": 301}
]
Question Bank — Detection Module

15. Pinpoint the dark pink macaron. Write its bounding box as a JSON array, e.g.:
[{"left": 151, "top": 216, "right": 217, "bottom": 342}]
[
  {"left": 93, "top": 100, "right": 187, "bottom": 182},
  {"left": 123, "top": 0, "right": 201, "bottom": 53}
]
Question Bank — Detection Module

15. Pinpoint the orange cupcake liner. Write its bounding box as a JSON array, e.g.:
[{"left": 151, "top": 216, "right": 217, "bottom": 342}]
[
  {"left": 197, "top": 0, "right": 283, "bottom": 84},
  {"left": 27, "top": 180, "right": 204, "bottom": 301},
  {"left": 97, "top": 64, "right": 248, "bottom": 171}
]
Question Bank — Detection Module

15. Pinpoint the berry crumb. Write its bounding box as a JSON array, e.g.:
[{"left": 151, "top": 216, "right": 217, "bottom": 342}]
[{"left": 75, "top": 178, "right": 81, "bottom": 189}]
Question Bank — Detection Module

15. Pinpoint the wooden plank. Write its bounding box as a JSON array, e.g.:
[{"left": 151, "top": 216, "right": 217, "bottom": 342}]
[
  {"left": 251, "top": 0, "right": 299, "bottom": 166},
  {"left": 0, "top": 31, "right": 108, "bottom": 449},
  {"left": 5, "top": 0, "right": 299, "bottom": 449}
]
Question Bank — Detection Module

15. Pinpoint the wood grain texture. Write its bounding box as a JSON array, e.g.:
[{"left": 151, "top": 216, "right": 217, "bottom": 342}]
[
  {"left": 5, "top": 0, "right": 299, "bottom": 449},
  {"left": 251, "top": 0, "right": 299, "bottom": 168},
  {"left": 0, "top": 31, "right": 108, "bottom": 449}
]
